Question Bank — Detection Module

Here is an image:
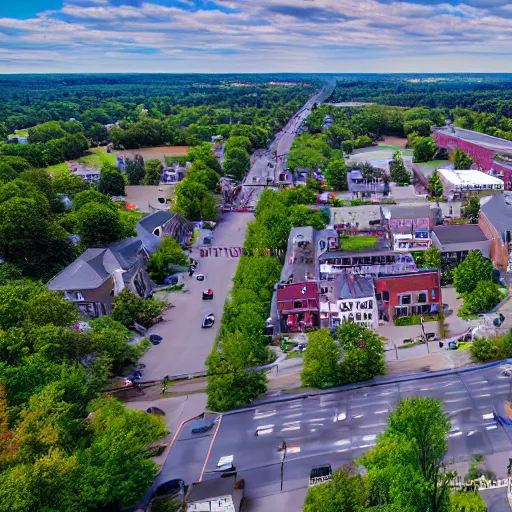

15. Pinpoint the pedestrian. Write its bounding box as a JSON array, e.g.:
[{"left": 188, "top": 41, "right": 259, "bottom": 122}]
[
  {"left": 449, "top": 206, "right": 453, "bottom": 216},
  {"left": 439, "top": 341, "right": 444, "bottom": 348}
]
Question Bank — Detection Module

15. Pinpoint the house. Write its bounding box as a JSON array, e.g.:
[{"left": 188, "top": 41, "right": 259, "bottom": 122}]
[
  {"left": 437, "top": 168, "right": 504, "bottom": 201},
  {"left": 347, "top": 169, "right": 389, "bottom": 199},
  {"left": 186, "top": 475, "right": 244, "bottom": 512},
  {"left": 319, "top": 273, "right": 377, "bottom": 329},
  {"left": 47, "top": 238, "right": 152, "bottom": 318},
  {"left": 161, "top": 162, "right": 188, "bottom": 184},
  {"left": 277, "top": 281, "right": 320, "bottom": 332},
  {"left": 136, "top": 211, "right": 193, "bottom": 252},
  {"left": 70, "top": 164, "right": 101, "bottom": 183},
  {"left": 432, "top": 224, "right": 491, "bottom": 269},
  {"left": 281, "top": 226, "right": 317, "bottom": 284},
  {"left": 479, "top": 193, "right": 512, "bottom": 271},
  {"left": 433, "top": 125, "right": 512, "bottom": 189},
  {"left": 375, "top": 269, "right": 442, "bottom": 320},
  {"left": 381, "top": 204, "right": 439, "bottom": 251}
]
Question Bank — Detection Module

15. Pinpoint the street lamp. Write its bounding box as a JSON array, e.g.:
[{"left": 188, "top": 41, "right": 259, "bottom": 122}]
[{"left": 277, "top": 440, "right": 287, "bottom": 491}]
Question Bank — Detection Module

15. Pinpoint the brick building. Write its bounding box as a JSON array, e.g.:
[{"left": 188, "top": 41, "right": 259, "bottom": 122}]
[{"left": 375, "top": 269, "right": 442, "bottom": 321}]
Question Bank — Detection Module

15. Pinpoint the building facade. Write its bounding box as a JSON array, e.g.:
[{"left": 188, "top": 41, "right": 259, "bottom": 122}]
[{"left": 276, "top": 282, "right": 320, "bottom": 333}]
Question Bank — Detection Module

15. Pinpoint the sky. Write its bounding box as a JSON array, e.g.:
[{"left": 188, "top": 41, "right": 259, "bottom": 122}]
[{"left": 2, "top": 0, "right": 512, "bottom": 73}]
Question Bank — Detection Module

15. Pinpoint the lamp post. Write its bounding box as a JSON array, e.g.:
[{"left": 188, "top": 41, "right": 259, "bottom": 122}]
[{"left": 278, "top": 440, "right": 287, "bottom": 492}]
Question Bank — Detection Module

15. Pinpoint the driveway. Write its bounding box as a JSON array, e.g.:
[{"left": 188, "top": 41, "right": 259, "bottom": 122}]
[{"left": 139, "top": 212, "right": 253, "bottom": 380}]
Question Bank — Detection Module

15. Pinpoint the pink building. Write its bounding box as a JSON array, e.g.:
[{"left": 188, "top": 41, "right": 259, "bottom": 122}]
[{"left": 433, "top": 126, "right": 512, "bottom": 189}]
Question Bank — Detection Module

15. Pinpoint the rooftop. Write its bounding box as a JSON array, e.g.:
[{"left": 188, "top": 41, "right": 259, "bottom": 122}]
[
  {"left": 277, "top": 281, "right": 318, "bottom": 302},
  {"left": 434, "top": 126, "right": 512, "bottom": 153},
  {"left": 383, "top": 204, "right": 436, "bottom": 220},
  {"left": 438, "top": 168, "right": 504, "bottom": 188},
  {"left": 480, "top": 193, "right": 512, "bottom": 235},
  {"left": 432, "top": 224, "right": 488, "bottom": 245},
  {"left": 138, "top": 210, "right": 173, "bottom": 232},
  {"left": 335, "top": 274, "right": 374, "bottom": 300},
  {"left": 186, "top": 476, "right": 237, "bottom": 503}
]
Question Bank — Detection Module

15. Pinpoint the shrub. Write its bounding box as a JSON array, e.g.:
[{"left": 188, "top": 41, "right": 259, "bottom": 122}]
[{"left": 111, "top": 289, "right": 166, "bottom": 328}]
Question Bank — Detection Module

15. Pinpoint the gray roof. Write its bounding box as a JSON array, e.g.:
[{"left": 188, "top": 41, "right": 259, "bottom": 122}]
[
  {"left": 432, "top": 225, "right": 488, "bottom": 245},
  {"left": 290, "top": 226, "right": 314, "bottom": 244},
  {"left": 435, "top": 126, "right": 512, "bottom": 153},
  {"left": 336, "top": 274, "right": 374, "bottom": 299},
  {"left": 47, "top": 238, "right": 144, "bottom": 291},
  {"left": 480, "top": 193, "right": 512, "bottom": 235},
  {"left": 138, "top": 211, "right": 173, "bottom": 232},
  {"left": 385, "top": 204, "right": 436, "bottom": 220},
  {"left": 186, "top": 476, "right": 236, "bottom": 503}
]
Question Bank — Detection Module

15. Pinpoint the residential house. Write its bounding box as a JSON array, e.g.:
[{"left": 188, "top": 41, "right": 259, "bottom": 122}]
[
  {"left": 375, "top": 269, "right": 442, "bottom": 321},
  {"left": 136, "top": 210, "right": 193, "bottom": 252},
  {"left": 347, "top": 169, "right": 389, "bottom": 199},
  {"left": 437, "top": 168, "right": 504, "bottom": 201},
  {"left": 381, "top": 204, "right": 439, "bottom": 251},
  {"left": 277, "top": 281, "right": 320, "bottom": 332},
  {"left": 319, "top": 273, "right": 377, "bottom": 329},
  {"left": 161, "top": 162, "right": 188, "bottom": 184},
  {"left": 70, "top": 164, "right": 101, "bottom": 183},
  {"left": 186, "top": 475, "right": 244, "bottom": 512},
  {"left": 47, "top": 238, "right": 152, "bottom": 318},
  {"left": 433, "top": 125, "right": 512, "bottom": 189},
  {"left": 479, "top": 193, "right": 512, "bottom": 271},
  {"left": 431, "top": 224, "right": 490, "bottom": 269}
]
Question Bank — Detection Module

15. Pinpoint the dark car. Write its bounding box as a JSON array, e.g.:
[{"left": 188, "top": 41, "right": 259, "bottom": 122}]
[
  {"left": 196, "top": 273, "right": 205, "bottom": 281},
  {"left": 149, "top": 333, "right": 163, "bottom": 345},
  {"left": 202, "top": 289, "right": 214, "bottom": 300},
  {"left": 151, "top": 478, "right": 185, "bottom": 499},
  {"left": 202, "top": 314, "right": 215, "bottom": 328}
]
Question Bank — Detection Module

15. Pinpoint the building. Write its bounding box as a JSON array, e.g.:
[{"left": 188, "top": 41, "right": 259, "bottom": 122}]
[
  {"left": 318, "top": 246, "right": 417, "bottom": 280},
  {"left": 280, "top": 226, "right": 318, "bottom": 284},
  {"left": 432, "top": 224, "right": 491, "bottom": 268},
  {"left": 347, "top": 169, "right": 389, "bottom": 199},
  {"left": 381, "top": 204, "right": 439, "bottom": 251},
  {"left": 433, "top": 126, "right": 512, "bottom": 189},
  {"left": 375, "top": 269, "right": 442, "bottom": 320},
  {"left": 276, "top": 281, "right": 320, "bottom": 332},
  {"left": 70, "top": 164, "right": 101, "bottom": 183},
  {"left": 161, "top": 163, "right": 187, "bottom": 184},
  {"left": 331, "top": 205, "right": 384, "bottom": 236},
  {"left": 186, "top": 475, "right": 244, "bottom": 512},
  {"left": 479, "top": 193, "right": 512, "bottom": 271},
  {"left": 437, "top": 168, "right": 504, "bottom": 201},
  {"left": 136, "top": 211, "right": 193, "bottom": 252},
  {"left": 319, "top": 273, "right": 377, "bottom": 329},
  {"left": 47, "top": 238, "right": 152, "bottom": 318}
]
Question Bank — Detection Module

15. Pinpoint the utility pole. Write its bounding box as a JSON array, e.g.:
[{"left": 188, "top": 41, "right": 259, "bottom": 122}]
[{"left": 278, "top": 440, "right": 287, "bottom": 491}]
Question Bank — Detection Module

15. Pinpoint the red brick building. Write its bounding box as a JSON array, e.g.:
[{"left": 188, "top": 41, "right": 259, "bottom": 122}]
[
  {"left": 375, "top": 270, "right": 442, "bottom": 320},
  {"left": 433, "top": 126, "right": 512, "bottom": 189},
  {"left": 276, "top": 281, "right": 319, "bottom": 332}
]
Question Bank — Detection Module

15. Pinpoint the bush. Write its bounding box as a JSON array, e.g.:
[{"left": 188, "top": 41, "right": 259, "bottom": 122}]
[
  {"left": 459, "top": 280, "right": 502, "bottom": 317},
  {"left": 301, "top": 330, "right": 340, "bottom": 389},
  {"left": 470, "top": 337, "right": 502, "bottom": 362},
  {"left": 453, "top": 251, "right": 494, "bottom": 294}
]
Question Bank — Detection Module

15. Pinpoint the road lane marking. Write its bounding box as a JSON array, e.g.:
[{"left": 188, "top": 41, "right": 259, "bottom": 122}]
[{"left": 199, "top": 414, "right": 223, "bottom": 482}]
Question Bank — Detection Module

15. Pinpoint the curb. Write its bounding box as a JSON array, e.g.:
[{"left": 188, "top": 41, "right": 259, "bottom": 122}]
[{"left": 222, "top": 358, "right": 512, "bottom": 415}]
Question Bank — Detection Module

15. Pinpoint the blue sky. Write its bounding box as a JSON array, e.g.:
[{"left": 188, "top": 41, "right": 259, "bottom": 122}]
[{"left": 2, "top": 0, "right": 512, "bottom": 73}]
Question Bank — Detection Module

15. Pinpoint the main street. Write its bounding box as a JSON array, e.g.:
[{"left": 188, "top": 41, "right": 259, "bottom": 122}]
[
  {"left": 162, "top": 364, "right": 512, "bottom": 509},
  {"left": 139, "top": 88, "right": 326, "bottom": 379}
]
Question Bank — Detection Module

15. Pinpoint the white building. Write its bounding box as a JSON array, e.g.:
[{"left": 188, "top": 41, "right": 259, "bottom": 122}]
[
  {"left": 186, "top": 475, "right": 243, "bottom": 512},
  {"left": 438, "top": 169, "right": 504, "bottom": 200},
  {"left": 320, "top": 273, "right": 378, "bottom": 330}
]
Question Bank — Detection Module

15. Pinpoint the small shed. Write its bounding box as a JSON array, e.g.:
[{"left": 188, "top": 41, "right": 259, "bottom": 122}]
[{"left": 186, "top": 475, "right": 244, "bottom": 512}]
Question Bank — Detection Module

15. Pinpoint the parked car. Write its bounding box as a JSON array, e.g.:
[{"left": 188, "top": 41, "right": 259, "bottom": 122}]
[
  {"left": 196, "top": 273, "right": 205, "bottom": 281},
  {"left": 151, "top": 479, "right": 185, "bottom": 499},
  {"left": 202, "top": 313, "right": 215, "bottom": 328},
  {"left": 149, "top": 333, "right": 163, "bottom": 345},
  {"left": 192, "top": 423, "right": 215, "bottom": 434},
  {"left": 202, "top": 289, "right": 214, "bottom": 300}
]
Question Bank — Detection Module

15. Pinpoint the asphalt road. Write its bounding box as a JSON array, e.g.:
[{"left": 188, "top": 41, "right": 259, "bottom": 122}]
[{"left": 194, "top": 365, "right": 512, "bottom": 500}]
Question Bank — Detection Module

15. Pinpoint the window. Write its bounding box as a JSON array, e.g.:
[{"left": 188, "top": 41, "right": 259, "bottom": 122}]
[
  {"left": 431, "top": 288, "right": 437, "bottom": 300},
  {"left": 356, "top": 313, "right": 362, "bottom": 321},
  {"left": 320, "top": 287, "right": 328, "bottom": 294},
  {"left": 399, "top": 295, "right": 411, "bottom": 305},
  {"left": 395, "top": 306, "right": 408, "bottom": 317},
  {"left": 368, "top": 313, "right": 372, "bottom": 320},
  {"left": 382, "top": 291, "right": 389, "bottom": 301},
  {"left": 418, "top": 292, "right": 427, "bottom": 303},
  {"left": 293, "top": 300, "right": 303, "bottom": 309}
]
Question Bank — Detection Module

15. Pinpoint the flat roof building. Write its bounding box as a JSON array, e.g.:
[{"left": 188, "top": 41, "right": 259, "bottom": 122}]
[{"left": 437, "top": 169, "right": 504, "bottom": 200}]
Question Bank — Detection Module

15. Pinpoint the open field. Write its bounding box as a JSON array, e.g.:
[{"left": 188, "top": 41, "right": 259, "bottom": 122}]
[
  {"left": 380, "top": 135, "right": 408, "bottom": 148},
  {"left": 45, "top": 147, "right": 117, "bottom": 176},
  {"left": 115, "top": 146, "right": 190, "bottom": 161}
]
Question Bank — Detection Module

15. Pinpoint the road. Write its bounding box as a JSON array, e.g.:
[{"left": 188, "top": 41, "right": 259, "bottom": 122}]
[
  {"left": 139, "top": 87, "right": 327, "bottom": 380},
  {"left": 163, "top": 364, "right": 512, "bottom": 506}
]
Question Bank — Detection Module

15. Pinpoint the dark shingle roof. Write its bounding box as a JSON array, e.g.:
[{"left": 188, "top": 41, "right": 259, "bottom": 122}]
[
  {"left": 186, "top": 476, "right": 236, "bottom": 503},
  {"left": 138, "top": 211, "right": 173, "bottom": 232},
  {"left": 480, "top": 193, "right": 512, "bottom": 235},
  {"left": 433, "top": 225, "right": 487, "bottom": 245}
]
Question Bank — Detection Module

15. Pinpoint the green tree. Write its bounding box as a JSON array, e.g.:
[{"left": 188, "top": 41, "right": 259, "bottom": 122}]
[
  {"left": 125, "top": 156, "right": 146, "bottom": 185},
  {"left": 186, "top": 143, "right": 221, "bottom": 173},
  {"left": 28, "top": 121, "right": 67, "bottom": 143},
  {"left": 144, "top": 159, "right": 163, "bottom": 186},
  {"left": 389, "top": 151, "right": 411, "bottom": 186},
  {"left": 360, "top": 397, "right": 451, "bottom": 512},
  {"left": 459, "top": 281, "right": 501, "bottom": 316},
  {"left": 419, "top": 246, "right": 442, "bottom": 269},
  {"left": 452, "top": 251, "right": 493, "bottom": 294},
  {"left": 187, "top": 160, "right": 220, "bottom": 191},
  {"left": 0, "top": 162, "right": 17, "bottom": 185},
  {"left": 429, "top": 169, "right": 444, "bottom": 197},
  {"left": 0, "top": 122, "right": 7, "bottom": 140},
  {"left": 25, "top": 289, "right": 80, "bottom": 327},
  {"left": 53, "top": 173, "right": 90, "bottom": 196},
  {"left": 223, "top": 146, "right": 250, "bottom": 180},
  {"left": 98, "top": 164, "right": 125, "bottom": 196},
  {"left": 73, "top": 189, "right": 115, "bottom": 212},
  {"left": 301, "top": 330, "right": 340, "bottom": 389},
  {"left": 289, "top": 205, "right": 327, "bottom": 230},
  {"left": 404, "top": 119, "right": 432, "bottom": 137},
  {"left": 200, "top": 194, "right": 219, "bottom": 221},
  {"left": 173, "top": 180, "right": 210, "bottom": 220},
  {"left": 450, "top": 491, "right": 487, "bottom": 512},
  {"left": 76, "top": 202, "right": 123, "bottom": 247},
  {"left": 452, "top": 149, "right": 474, "bottom": 170},
  {"left": 147, "top": 236, "right": 188, "bottom": 284},
  {"left": 462, "top": 197, "right": 480, "bottom": 223},
  {"left": 111, "top": 289, "right": 165, "bottom": 328},
  {"left": 413, "top": 137, "right": 437, "bottom": 163},
  {"left": 470, "top": 336, "right": 501, "bottom": 362},
  {"left": 224, "top": 135, "right": 252, "bottom": 153},
  {"left": 303, "top": 465, "right": 370, "bottom": 512},
  {"left": 325, "top": 160, "right": 348, "bottom": 191}
]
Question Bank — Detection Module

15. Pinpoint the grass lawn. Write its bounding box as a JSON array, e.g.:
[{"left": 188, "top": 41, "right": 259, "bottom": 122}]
[
  {"left": 78, "top": 147, "right": 117, "bottom": 168},
  {"left": 418, "top": 160, "right": 450, "bottom": 168},
  {"left": 339, "top": 235, "right": 378, "bottom": 251},
  {"left": 377, "top": 144, "right": 414, "bottom": 155},
  {"left": 46, "top": 162, "right": 71, "bottom": 176},
  {"left": 9, "top": 128, "right": 29, "bottom": 138},
  {"left": 286, "top": 350, "right": 303, "bottom": 360}
]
